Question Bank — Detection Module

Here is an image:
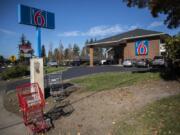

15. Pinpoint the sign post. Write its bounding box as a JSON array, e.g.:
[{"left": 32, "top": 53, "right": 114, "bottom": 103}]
[
  {"left": 18, "top": 4, "right": 55, "bottom": 98},
  {"left": 36, "top": 27, "right": 41, "bottom": 57}
]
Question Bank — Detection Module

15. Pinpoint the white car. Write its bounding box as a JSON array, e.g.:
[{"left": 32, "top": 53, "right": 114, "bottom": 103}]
[
  {"left": 152, "top": 56, "right": 165, "bottom": 67},
  {"left": 47, "top": 61, "right": 58, "bottom": 67},
  {"left": 100, "top": 60, "right": 107, "bottom": 65},
  {"left": 123, "top": 59, "right": 133, "bottom": 67}
]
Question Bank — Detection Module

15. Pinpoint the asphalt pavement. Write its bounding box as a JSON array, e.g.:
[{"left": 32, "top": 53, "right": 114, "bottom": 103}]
[{"left": 5, "top": 65, "right": 150, "bottom": 91}]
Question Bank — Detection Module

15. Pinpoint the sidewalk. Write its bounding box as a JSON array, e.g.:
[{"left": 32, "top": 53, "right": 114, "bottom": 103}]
[{"left": 0, "top": 81, "right": 27, "bottom": 135}]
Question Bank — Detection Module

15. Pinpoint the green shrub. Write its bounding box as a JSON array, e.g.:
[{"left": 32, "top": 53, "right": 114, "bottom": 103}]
[{"left": 1, "top": 65, "right": 30, "bottom": 80}]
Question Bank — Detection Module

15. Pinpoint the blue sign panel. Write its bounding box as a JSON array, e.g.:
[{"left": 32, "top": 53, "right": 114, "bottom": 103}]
[
  {"left": 135, "top": 40, "right": 149, "bottom": 56},
  {"left": 18, "top": 4, "right": 55, "bottom": 29}
]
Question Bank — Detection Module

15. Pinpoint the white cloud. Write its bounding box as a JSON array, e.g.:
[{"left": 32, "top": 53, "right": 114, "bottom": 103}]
[
  {"left": 57, "top": 31, "right": 80, "bottom": 37},
  {"left": 58, "top": 24, "right": 139, "bottom": 37},
  {"left": 83, "top": 25, "right": 125, "bottom": 37},
  {"left": 148, "top": 21, "right": 163, "bottom": 28},
  {"left": 0, "top": 28, "right": 16, "bottom": 35}
]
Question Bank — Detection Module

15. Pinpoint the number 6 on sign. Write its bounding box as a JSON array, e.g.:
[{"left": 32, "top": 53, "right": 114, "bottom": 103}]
[{"left": 34, "top": 11, "right": 45, "bottom": 27}]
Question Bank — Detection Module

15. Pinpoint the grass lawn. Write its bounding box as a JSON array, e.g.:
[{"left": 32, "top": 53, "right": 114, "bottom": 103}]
[
  {"left": 44, "top": 66, "right": 67, "bottom": 74},
  {"left": 113, "top": 94, "right": 180, "bottom": 135},
  {"left": 70, "top": 72, "right": 160, "bottom": 91}
]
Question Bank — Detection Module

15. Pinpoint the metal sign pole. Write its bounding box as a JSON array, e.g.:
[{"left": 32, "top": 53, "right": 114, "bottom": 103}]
[{"left": 36, "top": 27, "right": 41, "bottom": 57}]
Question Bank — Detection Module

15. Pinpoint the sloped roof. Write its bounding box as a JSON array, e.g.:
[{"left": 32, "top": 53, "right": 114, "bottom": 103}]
[{"left": 88, "top": 29, "right": 165, "bottom": 46}]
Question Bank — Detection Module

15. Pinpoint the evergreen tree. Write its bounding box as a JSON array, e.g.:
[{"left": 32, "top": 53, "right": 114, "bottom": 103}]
[
  {"left": 0, "top": 55, "right": 4, "bottom": 64},
  {"left": 85, "top": 39, "right": 89, "bottom": 45},
  {"left": 64, "top": 48, "right": 69, "bottom": 60},
  {"left": 48, "top": 43, "right": 53, "bottom": 61},
  {"left": 26, "top": 40, "right": 34, "bottom": 56},
  {"left": 68, "top": 44, "right": 73, "bottom": 60},
  {"left": 20, "top": 34, "right": 26, "bottom": 45},
  {"left": 73, "top": 44, "right": 80, "bottom": 57},
  {"left": 41, "top": 45, "right": 46, "bottom": 63},
  {"left": 81, "top": 46, "right": 87, "bottom": 57},
  {"left": 59, "top": 41, "right": 64, "bottom": 64},
  {"left": 54, "top": 48, "right": 60, "bottom": 64},
  {"left": 89, "top": 38, "right": 94, "bottom": 44}
]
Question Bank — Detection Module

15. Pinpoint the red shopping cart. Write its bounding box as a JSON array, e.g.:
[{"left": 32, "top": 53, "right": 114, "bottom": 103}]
[{"left": 16, "top": 83, "right": 52, "bottom": 134}]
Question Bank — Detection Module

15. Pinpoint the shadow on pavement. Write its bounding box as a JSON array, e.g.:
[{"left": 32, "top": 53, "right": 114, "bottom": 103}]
[{"left": 0, "top": 121, "right": 22, "bottom": 131}]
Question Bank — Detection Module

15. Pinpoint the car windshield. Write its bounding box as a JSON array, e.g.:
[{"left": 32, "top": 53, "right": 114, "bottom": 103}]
[
  {"left": 154, "top": 56, "right": 163, "bottom": 59},
  {"left": 124, "top": 59, "right": 131, "bottom": 61}
]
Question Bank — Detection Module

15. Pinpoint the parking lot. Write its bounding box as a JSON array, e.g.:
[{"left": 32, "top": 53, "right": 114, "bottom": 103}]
[{"left": 5, "top": 65, "right": 151, "bottom": 91}]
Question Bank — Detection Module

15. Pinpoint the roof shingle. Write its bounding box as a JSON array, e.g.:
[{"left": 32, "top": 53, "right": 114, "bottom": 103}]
[{"left": 91, "top": 28, "right": 164, "bottom": 44}]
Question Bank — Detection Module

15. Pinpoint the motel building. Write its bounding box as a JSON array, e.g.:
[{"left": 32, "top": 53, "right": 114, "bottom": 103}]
[{"left": 87, "top": 28, "right": 167, "bottom": 66}]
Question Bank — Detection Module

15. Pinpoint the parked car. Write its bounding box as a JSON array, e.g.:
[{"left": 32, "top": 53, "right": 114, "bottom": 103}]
[
  {"left": 100, "top": 59, "right": 113, "bottom": 65},
  {"left": 0, "top": 65, "right": 6, "bottom": 69},
  {"left": 152, "top": 56, "right": 165, "bottom": 67},
  {"left": 123, "top": 59, "right": 133, "bottom": 67},
  {"left": 136, "top": 58, "right": 152, "bottom": 67},
  {"left": 7, "top": 63, "right": 13, "bottom": 68},
  {"left": 47, "top": 61, "right": 58, "bottom": 67},
  {"left": 100, "top": 60, "right": 107, "bottom": 65},
  {"left": 71, "top": 61, "right": 80, "bottom": 66}
]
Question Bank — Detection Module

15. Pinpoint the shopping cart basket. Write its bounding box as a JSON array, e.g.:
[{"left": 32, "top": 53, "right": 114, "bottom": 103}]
[
  {"left": 16, "top": 83, "right": 52, "bottom": 134},
  {"left": 48, "top": 72, "right": 70, "bottom": 101}
]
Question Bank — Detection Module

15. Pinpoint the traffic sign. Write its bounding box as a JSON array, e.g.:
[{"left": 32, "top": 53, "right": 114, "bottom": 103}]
[
  {"left": 18, "top": 4, "right": 55, "bottom": 29},
  {"left": 9, "top": 55, "right": 16, "bottom": 62}
]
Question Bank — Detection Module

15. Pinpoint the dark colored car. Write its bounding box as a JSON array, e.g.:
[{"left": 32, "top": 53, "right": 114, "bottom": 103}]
[{"left": 71, "top": 61, "right": 81, "bottom": 66}]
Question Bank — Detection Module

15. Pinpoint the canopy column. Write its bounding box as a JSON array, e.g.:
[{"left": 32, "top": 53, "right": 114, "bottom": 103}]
[{"left": 89, "top": 46, "right": 94, "bottom": 67}]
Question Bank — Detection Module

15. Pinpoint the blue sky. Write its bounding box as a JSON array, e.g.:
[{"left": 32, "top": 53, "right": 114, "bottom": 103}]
[{"left": 0, "top": 0, "right": 180, "bottom": 58}]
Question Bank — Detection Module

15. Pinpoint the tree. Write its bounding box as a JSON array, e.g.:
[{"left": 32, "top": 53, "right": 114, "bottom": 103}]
[
  {"left": 41, "top": 45, "right": 46, "bottom": 64},
  {"left": 54, "top": 48, "right": 60, "bottom": 64},
  {"left": 81, "top": 46, "right": 87, "bottom": 57},
  {"left": 26, "top": 40, "right": 34, "bottom": 56},
  {"left": 73, "top": 44, "right": 80, "bottom": 57},
  {"left": 48, "top": 43, "right": 53, "bottom": 62},
  {"left": 89, "top": 38, "right": 94, "bottom": 44},
  {"left": 58, "top": 41, "right": 64, "bottom": 64},
  {"left": 20, "top": 34, "right": 26, "bottom": 45},
  {"left": 19, "top": 34, "right": 26, "bottom": 61},
  {"left": 64, "top": 48, "right": 69, "bottom": 59},
  {"left": 68, "top": 44, "right": 73, "bottom": 60},
  {"left": 165, "top": 35, "right": 180, "bottom": 61},
  {"left": 85, "top": 39, "right": 90, "bottom": 55},
  {"left": 94, "top": 48, "right": 103, "bottom": 60},
  {"left": 0, "top": 55, "right": 4, "bottom": 64},
  {"left": 123, "top": 0, "right": 180, "bottom": 28},
  {"left": 85, "top": 39, "right": 89, "bottom": 45}
]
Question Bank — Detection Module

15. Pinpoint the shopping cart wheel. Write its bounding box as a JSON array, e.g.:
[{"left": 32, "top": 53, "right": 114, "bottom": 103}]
[
  {"left": 62, "top": 104, "right": 74, "bottom": 115},
  {"left": 46, "top": 106, "right": 63, "bottom": 120},
  {"left": 44, "top": 115, "right": 54, "bottom": 129}
]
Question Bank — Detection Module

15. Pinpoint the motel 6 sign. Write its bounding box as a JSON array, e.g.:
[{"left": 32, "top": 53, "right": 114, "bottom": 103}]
[
  {"left": 18, "top": 4, "right": 55, "bottom": 29},
  {"left": 135, "top": 40, "right": 149, "bottom": 56},
  {"left": 18, "top": 4, "right": 55, "bottom": 57}
]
